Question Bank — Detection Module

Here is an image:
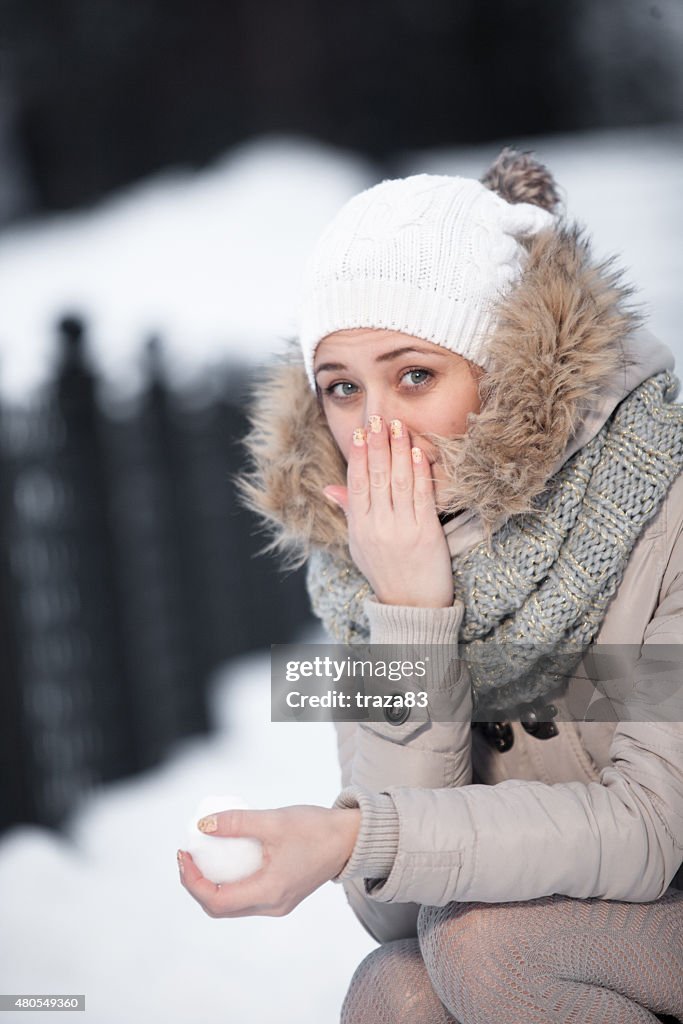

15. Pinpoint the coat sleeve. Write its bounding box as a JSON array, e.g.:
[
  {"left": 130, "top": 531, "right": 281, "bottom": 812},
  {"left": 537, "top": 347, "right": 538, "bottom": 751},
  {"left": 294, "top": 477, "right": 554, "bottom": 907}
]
[
  {"left": 345, "top": 595, "right": 473, "bottom": 792},
  {"left": 330, "top": 594, "right": 474, "bottom": 943},
  {"left": 331, "top": 527, "right": 683, "bottom": 908}
]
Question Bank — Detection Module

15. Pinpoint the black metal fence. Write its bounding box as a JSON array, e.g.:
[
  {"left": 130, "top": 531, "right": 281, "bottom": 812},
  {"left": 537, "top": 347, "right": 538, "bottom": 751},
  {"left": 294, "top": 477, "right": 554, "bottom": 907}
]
[{"left": 0, "top": 316, "right": 314, "bottom": 835}]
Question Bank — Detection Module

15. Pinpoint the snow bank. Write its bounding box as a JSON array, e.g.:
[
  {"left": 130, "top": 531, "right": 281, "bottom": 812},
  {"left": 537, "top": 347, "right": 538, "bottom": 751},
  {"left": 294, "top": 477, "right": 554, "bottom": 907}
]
[{"left": 0, "top": 134, "right": 375, "bottom": 401}]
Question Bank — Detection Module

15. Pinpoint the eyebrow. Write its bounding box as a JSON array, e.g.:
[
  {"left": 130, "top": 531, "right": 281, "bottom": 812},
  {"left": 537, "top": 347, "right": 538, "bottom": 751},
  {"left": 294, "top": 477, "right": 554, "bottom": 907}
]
[{"left": 314, "top": 346, "right": 449, "bottom": 377}]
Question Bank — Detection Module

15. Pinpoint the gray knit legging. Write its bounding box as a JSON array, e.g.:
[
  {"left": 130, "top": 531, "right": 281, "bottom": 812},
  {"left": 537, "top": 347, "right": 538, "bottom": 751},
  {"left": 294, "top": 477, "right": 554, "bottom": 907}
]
[{"left": 340, "top": 889, "right": 683, "bottom": 1024}]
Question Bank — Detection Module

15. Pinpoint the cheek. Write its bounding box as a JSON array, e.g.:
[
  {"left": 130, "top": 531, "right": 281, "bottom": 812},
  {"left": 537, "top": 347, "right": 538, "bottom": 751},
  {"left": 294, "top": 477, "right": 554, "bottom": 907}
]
[
  {"left": 336, "top": 435, "right": 351, "bottom": 463},
  {"left": 414, "top": 387, "right": 479, "bottom": 439},
  {"left": 449, "top": 408, "right": 472, "bottom": 434},
  {"left": 445, "top": 384, "right": 481, "bottom": 433}
]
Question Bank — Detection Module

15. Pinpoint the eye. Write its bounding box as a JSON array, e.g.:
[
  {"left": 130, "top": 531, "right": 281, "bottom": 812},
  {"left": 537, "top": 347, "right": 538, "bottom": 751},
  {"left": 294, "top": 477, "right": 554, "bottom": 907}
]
[
  {"left": 400, "top": 368, "right": 433, "bottom": 388},
  {"left": 322, "top": 367, "right": 434, "bottom": 402},
  {"left": 323, "top": 380, "right": 359, "bottom": 400}
]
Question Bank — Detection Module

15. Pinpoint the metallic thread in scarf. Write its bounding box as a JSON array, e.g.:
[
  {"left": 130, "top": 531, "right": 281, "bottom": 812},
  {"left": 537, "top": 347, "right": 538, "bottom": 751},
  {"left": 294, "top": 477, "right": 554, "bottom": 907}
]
[{"left": 305, "top": 372, "right": 683, "bottom": 715}]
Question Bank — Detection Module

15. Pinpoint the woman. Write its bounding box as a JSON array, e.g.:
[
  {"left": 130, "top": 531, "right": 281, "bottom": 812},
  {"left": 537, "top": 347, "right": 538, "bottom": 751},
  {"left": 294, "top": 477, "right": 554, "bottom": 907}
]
[{"left": 178, "top": 150, "right": 683, "bottom": 1024}]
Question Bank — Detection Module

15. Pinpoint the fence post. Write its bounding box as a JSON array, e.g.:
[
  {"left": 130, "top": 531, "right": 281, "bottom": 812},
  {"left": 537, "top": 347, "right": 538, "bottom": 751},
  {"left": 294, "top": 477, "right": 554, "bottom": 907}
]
[
  {"left": 0, "top": 377, "right": 37, "bottom": 829},
  {"left": 102, "top": 336, "right": 210, "bottom": 770}
]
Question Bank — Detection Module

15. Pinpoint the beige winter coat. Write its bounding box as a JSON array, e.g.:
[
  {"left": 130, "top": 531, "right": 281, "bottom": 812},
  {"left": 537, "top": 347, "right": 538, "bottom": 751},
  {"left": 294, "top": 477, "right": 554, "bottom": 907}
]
[
  {"left": 237, "top": 221, "right": 683, "bottom": 945},
  {"left": 330, "top": 388, "right": 683, "bottom": 942}
]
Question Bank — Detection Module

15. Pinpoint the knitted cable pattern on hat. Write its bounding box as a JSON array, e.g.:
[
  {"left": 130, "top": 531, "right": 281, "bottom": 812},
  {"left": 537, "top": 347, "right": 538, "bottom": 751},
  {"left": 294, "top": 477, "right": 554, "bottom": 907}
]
[
  {"left": 305, "top": 372, "right": 683, "bottom": 716},
  {"left": 296, "top": 174, "right": 555, "bottom": 390}
]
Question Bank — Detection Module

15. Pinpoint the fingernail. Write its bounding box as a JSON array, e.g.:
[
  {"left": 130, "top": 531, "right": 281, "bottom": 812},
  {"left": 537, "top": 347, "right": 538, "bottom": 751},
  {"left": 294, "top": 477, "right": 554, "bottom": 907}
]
[
  {"left": 177, "top": 850, "right": 185, "bottom": 875},
  {"left": 411, "top": 447, "right": 423, "bottom": 464},
  {"left": 197, "top": 815, "right": 217, "bottom": 833},
  {"left": 390, "top": 419, "right": 403, "bottom": 439},
  {"left": 368, "top": 415, "right": 383, "bottom": 433},
  {"left": 323, "top": 491, "right": 342, "bottom": 507},
  {"left": 353, "top": 427, "right": 366, "bottom": 447}
]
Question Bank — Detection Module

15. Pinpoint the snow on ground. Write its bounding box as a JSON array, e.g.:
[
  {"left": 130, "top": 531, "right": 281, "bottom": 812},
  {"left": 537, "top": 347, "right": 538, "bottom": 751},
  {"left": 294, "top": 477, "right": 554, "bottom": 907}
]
[
  {"left": 0, "top": 125, "right": 681, "bottom": 404},
  {"left": 0, "top": 630, "right": 376, "bottom": 1024}
]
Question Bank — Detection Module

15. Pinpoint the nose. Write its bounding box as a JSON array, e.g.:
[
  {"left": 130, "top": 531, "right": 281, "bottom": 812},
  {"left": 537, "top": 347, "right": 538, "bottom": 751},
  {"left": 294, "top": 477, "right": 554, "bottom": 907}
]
[{"left": 361, "top": 389, "right": 393, "bottom": 429}]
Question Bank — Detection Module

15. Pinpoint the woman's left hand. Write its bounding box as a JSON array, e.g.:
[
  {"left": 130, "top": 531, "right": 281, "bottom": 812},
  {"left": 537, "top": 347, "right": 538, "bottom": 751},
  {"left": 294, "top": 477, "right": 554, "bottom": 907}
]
[{"left": 177, "top": 804, "right": 361, "bottom": 918}]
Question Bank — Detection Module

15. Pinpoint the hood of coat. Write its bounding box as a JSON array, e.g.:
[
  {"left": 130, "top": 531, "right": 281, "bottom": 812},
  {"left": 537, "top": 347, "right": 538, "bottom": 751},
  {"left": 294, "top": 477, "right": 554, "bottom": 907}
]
[{"left": 236, "top": 217, "right": 674, "bottom": 570}]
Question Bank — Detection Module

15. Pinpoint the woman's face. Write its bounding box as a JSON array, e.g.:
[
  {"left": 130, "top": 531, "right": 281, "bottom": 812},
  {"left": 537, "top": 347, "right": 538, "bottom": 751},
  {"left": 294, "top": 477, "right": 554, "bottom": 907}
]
[{"left": 313, "top": 328, "right": 483, "bottom": 505}]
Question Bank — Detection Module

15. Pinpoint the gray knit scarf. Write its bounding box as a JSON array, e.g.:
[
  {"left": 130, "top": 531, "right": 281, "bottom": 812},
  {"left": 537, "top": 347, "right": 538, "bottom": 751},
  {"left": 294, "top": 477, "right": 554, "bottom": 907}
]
[{"left": 305, "top": 371, "right": 683, "bottom": 716}]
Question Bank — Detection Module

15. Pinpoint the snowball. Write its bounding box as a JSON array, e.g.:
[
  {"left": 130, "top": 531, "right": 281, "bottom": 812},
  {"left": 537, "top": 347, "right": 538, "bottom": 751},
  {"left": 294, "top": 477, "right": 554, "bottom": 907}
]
[{"left": 185, "top": 794, "right": 263, "bottom": 884}]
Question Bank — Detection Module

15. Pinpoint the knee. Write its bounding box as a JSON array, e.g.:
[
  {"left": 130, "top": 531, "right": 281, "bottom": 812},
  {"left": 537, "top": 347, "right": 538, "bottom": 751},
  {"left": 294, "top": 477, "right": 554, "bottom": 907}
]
[
  {"left": 341, "top": 938, "right": 438, "bottom": 1024},
  {"left": 417, "top": 901, "right": 509, "bottom": 991},
  {"left": 417, "top": 898, "right": 564, "bottom": 1020},
  {"left": 418, "top": 895, "right": 574, "bottom": 980},
  {"left": 340, "top": 945, "right": 385, "bottom": 1024}
]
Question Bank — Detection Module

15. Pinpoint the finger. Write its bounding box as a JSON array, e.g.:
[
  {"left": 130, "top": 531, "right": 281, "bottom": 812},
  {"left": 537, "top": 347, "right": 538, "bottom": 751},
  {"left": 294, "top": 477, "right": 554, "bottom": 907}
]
[
  {"left": 180, "top": 847, "right": 267, "bottom": 900},
  {"left": 322, "top": 486, "right": 349, "bottom": 515},
  {"left": 204, "top": 868, "right": 273, "bottom": 916},
  {"left": 411, "top": 445, "right": 439, "bottom": 522},
  {"left": 346, "top": 425, "right": 370, "bottom": 517},
  {"left": 196, "top": 807, "right": 267, "bottom": 839},
  {"left": 388, "top": 418, "right": 415, "bottom": 523},
  {"left": 178, "top": 849, "right": 223, "bottom": 905},
  {"left": 365, "top": 414, "right": 392, "bottom": 518},
  {"left": 179, "top": 849, "right": 275, "bottom": 917}
]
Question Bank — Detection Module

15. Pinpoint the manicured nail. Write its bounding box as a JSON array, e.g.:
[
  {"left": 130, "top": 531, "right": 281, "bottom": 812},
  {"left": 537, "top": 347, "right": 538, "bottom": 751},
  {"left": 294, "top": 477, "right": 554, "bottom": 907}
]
[
  {"left": 390, "top": 419, "right": 403, "bottom": 439},
  {"left": 353, "top": 428, "right": 366, "bottom": 447},
  {"left": 368, "top": 415, "right": 383, "bottom": 433},
  {"left": 197, "top": 815, "right": 217, "bottom": 833},
  {"left": 411, "top": 447, "right": 423, "bottom": 464},
  {"left": 177, "top": 850, "right": 185, "bottom": 875}
]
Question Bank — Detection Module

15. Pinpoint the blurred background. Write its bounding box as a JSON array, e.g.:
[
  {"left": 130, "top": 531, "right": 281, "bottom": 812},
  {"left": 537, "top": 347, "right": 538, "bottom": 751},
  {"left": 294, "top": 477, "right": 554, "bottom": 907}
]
[{"left": 0, "top": 1, "right": 682, "bottom": 1021}]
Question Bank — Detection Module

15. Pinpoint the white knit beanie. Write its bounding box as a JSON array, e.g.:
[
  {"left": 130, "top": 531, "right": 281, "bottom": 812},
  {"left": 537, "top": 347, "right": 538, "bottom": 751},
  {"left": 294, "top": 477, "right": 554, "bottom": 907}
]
[{"left": 296, "top": 172, "right": 556, "bottom": 390}]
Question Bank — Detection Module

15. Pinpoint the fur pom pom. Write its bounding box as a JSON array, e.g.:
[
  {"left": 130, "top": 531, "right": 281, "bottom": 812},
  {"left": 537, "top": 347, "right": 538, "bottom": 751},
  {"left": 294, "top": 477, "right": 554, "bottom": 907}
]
[{"left": 481, "top": 147, "right": 561, "bottom": 213}]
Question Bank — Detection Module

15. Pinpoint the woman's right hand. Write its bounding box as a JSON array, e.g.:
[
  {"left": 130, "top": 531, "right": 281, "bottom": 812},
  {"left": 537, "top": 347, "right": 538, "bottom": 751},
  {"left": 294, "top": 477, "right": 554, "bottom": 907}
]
[{"left": 323, "top": 415, "right": 454, "bottom": 608}]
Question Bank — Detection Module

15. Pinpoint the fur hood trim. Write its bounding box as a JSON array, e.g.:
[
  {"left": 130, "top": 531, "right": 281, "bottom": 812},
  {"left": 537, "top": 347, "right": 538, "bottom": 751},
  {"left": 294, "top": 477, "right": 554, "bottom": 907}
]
[{"left": 236, "top": 220, "right": 642, "bottom": 570}]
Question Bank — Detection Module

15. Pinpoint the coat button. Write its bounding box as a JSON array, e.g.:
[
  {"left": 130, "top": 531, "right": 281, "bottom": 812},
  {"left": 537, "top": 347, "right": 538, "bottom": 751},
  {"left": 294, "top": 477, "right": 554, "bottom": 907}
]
[
  {"left": 522, "top": 720, "right": 559, "bottom": 739},
  {"left": 475, "top": 721, "right": 514, "bottom": 752},
  {"left": 519, "top": 701, "right": 559, "bottom": 739},
  {"left": 383, "top": 694, "right": 411, "bottom": 726}
]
